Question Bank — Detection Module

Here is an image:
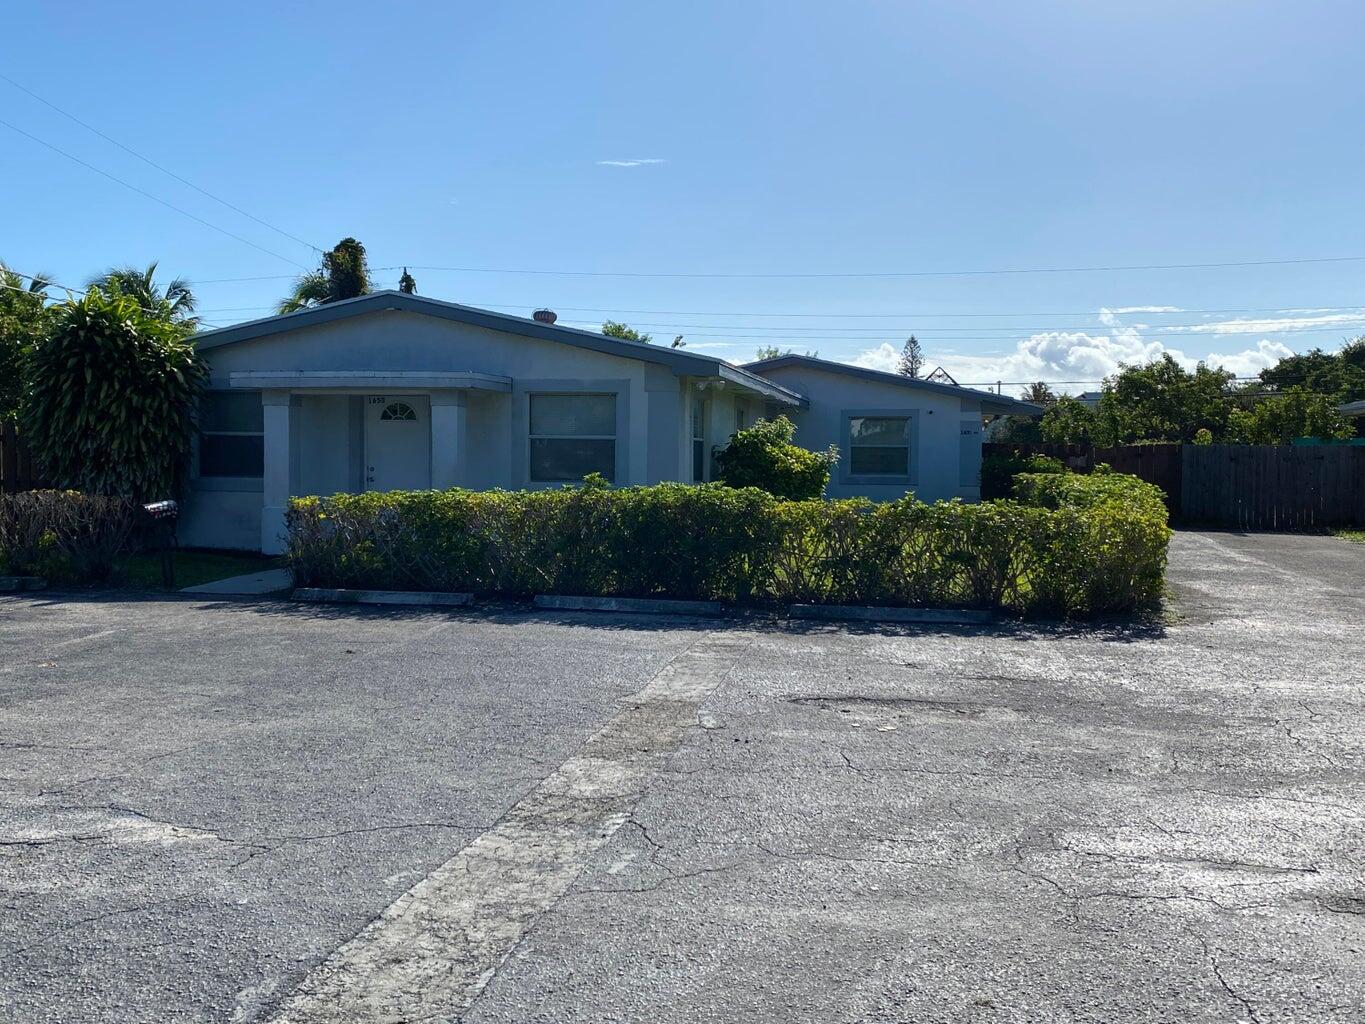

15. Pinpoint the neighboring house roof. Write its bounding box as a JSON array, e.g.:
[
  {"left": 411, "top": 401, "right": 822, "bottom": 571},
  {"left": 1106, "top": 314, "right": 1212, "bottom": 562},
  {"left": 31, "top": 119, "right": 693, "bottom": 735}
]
[
  {"left": 741, "top": 354, "right": 1044, "bottom": 416},
  {"left": 1340, "top": 399, "right": 1365, "bottom": 418},
  {"left": 1075, "top": 391, "right": 1103, "bottom": 408},
  {"left": 193, "top": 290, "right": 805, "bottom": 407}
]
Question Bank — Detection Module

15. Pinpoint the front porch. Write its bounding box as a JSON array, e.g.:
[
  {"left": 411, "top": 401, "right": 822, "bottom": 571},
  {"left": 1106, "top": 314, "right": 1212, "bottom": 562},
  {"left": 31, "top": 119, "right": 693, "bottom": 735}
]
[{"left": 238, "top": 372, "right": 512, "bottom": 553}]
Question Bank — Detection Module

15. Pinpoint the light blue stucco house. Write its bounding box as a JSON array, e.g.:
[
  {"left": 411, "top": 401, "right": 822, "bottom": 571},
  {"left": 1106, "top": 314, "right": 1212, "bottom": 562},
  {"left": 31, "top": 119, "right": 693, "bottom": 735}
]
[{"left": 184, "top": 291, "right": 1039, "bottom": 553}]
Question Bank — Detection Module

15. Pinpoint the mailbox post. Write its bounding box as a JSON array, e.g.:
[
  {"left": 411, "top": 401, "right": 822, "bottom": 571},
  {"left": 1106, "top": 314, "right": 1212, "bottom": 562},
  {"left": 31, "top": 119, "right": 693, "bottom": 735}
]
[{"left": 141, "top": 500, "right": 180, "bottom": 590}]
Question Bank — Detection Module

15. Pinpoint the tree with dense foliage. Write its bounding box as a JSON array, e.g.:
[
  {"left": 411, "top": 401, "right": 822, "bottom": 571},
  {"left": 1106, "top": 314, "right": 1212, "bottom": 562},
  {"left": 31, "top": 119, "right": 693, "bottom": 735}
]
[
  {"left": 1226, "top": 387, "right": 1354, "bottom": 444},
  {"left": 0, "top": 263, "right": 52, "bottom": 419},
  {"left": 278, "top": 237, "right": 372, "bottom": 313},
  {"left": 398, "top": 267, "right": 417, "bottom": 294},
  {"left": 21, "top": 291, "right": 206, "bottom": 499},
  {"left": 1040, "top": 396, "right": 1107, "bottom": 445},
  {"left": 897, "top": 335, "right": 924, "bottom": 378},
  {"left": 1258, "top": 337, "right": 1365, "bottom": 403},
  {"left": 1020, "top": 381, "right": 1057, "bottom": 406},
  {"left": 89, "top": 263, "right": 198, "bottom": 327},
  {"left": 713, "top": 416, "right": 838, "bottom": 500},
  {"left": 1096, "top": 355, "right": 1233, "bottom": 443},
  {"left": 602, "top": 320, "right": 651, "bottom": 343}
]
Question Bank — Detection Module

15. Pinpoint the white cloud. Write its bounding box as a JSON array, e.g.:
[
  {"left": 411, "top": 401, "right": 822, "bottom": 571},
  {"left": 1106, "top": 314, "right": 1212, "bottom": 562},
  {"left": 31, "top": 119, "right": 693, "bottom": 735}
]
[
  {"left": 1110, "top": 305, "right": 1183, "bottom": 314},
  {"left": 853, "top": 342, "right": 900, "bottom": 372},
  {"left": 851, "top": 320, "right": 1296, "bottom": 393},
  {"left": 596, "top": 158, "right": 667, "bottom": 167},
  {"left": 1170, "top": 312, "right": 1365, "bottom": 335},
  {"left": 1199, "top": 339, "right": 1295, "bottom": 376}
]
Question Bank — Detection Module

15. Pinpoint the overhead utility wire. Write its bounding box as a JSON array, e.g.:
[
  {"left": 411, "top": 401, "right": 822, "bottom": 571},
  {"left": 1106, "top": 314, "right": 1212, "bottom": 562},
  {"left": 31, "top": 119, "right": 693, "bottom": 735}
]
[
  {"left": 0, "top": 117, "right": 310, "bottom": 270},
  {"left": 390, "top": 254, "right": 1365, "bottom": 280},
  {"left": 0, "top": 276, "right": 225, "bottom": 327},
  {"left": 0, "top": 73, "right": 322, "bottom": 255}
]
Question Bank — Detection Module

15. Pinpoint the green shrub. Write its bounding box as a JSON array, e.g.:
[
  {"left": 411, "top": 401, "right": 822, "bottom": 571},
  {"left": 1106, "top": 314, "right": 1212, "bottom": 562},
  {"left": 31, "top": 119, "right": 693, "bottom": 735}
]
[
  {"left": 21, "top": 291, "right": 206, "bottom": 500},
  {"left": 713, "top": 417, "right": 838, "bottom": 500},
  {"left": 287, "top": 474, "right": 1170, "bottom": 617},
  {"left": 980, "top": 451, "right": 1067, "bottom": 500},
  {"left": 0, "top": 491, "right": 136, "bottom": 583}
]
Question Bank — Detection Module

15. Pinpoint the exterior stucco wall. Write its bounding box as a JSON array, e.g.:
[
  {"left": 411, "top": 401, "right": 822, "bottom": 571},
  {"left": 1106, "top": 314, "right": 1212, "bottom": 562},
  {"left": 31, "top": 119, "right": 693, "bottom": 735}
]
[
  {"left": 750, "top": 363, "right": 981, "bottom": 502},
  {"left": 188, "top": 309, "right": 715, "bottom": 549}
]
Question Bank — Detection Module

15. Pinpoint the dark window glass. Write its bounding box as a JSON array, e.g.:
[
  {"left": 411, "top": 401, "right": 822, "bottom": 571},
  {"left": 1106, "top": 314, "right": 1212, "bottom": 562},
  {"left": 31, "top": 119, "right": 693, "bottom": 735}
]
[
  {"left": 529, "top": 438, "right": 616, "bottom": 482},
  {"left": 200, "top": 392, "right": 264, "bottom": 432},
  {"left": 850, "top": 445, "right": 908, "bottom": 475},
  {"left": 199, "top": 435, "right": 265, "bottom": 478}
]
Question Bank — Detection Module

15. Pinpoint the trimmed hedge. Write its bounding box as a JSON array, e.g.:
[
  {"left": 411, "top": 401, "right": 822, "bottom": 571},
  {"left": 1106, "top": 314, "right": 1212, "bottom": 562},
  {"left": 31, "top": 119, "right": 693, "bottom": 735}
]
[
  {"left": 0, "top": 491, "right": 136, "bottom": 583},
  {"left": 287, "top": 473, "right": 1170, "bottom": 617}
]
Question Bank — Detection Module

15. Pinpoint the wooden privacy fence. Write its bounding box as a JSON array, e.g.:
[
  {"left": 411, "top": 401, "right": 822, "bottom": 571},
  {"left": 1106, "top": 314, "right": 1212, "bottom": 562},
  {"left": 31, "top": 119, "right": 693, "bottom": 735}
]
[
  {"left": 984, "top": 441, "right": 1365, "bottom": 528},
  {"left": 983, "top": 442, "right": 1183, "bottom": 516},
  {"left": 1, "top": 419, "right": 49, "bottom": 494},
  {"left": 1181, "top": 444, "right": 1365, "bottom": 530}
]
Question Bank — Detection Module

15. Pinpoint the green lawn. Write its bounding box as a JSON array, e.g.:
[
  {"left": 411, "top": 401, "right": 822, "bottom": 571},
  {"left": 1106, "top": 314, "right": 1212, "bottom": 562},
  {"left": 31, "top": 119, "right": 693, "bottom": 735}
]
[
  {"left": 116, "top": 549, "right": 279, "bottom": 591},
  {"left": 1334, "top": 529, "right": 1365, "bottom": 545}
]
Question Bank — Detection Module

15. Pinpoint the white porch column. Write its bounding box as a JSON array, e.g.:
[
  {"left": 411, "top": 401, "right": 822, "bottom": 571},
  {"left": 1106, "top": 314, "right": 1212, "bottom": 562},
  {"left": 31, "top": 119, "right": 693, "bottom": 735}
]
[
  {"left": 260, "top": 390, "right": 292, "bottom": 554},
  {"left": 430, "top": 391, "right": 467, "bottom": 489}
]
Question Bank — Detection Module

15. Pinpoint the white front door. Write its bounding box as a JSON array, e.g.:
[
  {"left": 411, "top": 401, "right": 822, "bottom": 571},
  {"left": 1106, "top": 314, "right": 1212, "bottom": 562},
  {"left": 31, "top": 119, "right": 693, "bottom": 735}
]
[{"left": 364, "top": 396, "right": 432, "bottom": 491}]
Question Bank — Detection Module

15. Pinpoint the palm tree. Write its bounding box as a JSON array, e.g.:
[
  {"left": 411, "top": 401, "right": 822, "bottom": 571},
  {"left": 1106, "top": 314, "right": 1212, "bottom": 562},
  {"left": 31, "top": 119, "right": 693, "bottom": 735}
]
[
  {"left": 89, "top": 262, "right": 198, "bottom": 326},
  {"left": 277, "top": 237, "right": 372, "bottom": 313}
]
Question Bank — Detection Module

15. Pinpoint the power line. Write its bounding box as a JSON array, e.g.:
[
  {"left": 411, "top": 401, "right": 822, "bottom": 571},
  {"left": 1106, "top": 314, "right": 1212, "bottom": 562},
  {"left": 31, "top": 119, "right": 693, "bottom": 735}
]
[
  {"left": 0, "top": 117, "right": 310, "bottom": 270},
  {"left": 0, "top": 73, "right": 323, "bottom": 256},
  {"left": 549, "top": 318, "right": 1365, "bottom": 335},
  {"left": 391, "top": 254, "right": 1365, "bottom": 280},
  {"left": 0, "top": 275, "right": 224, "bottom": 327}
]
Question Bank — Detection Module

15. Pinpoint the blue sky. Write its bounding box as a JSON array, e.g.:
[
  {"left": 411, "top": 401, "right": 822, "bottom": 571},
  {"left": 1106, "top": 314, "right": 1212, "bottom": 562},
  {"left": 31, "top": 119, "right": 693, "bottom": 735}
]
[{"left": 4, "top": 0, "right": 1365, "bottom": 393}]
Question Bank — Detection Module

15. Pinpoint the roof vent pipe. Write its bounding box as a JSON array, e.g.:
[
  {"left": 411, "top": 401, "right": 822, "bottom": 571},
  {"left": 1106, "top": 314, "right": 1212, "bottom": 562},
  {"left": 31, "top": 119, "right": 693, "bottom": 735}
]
[{"left": 532, "top": 308, "right": 557, "bottom": 324}]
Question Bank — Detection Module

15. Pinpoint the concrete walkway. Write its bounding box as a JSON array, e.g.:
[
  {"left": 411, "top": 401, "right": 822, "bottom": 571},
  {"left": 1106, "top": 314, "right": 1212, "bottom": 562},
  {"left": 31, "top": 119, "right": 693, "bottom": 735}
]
[{"left": 179, "top": 567, "right": 293, "bottom": 596}]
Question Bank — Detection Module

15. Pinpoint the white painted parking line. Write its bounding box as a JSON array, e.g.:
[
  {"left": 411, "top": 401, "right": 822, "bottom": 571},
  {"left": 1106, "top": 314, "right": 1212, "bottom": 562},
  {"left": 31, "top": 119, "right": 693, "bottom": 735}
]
[{"left": 268, "top": 631, "right": 748, "bottom": 1024}]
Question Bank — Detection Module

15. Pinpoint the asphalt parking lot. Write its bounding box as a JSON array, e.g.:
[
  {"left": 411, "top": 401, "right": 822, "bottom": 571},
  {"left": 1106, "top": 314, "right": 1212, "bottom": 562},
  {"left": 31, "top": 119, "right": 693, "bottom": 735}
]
[{"left": 2, "top": 530, "right": 1363, "bottom": 1023}]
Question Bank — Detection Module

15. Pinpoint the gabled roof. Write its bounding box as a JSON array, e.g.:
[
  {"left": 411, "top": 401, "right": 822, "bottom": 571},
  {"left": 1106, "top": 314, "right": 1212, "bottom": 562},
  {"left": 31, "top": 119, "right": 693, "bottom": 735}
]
[
  {"left": 741, "top": 354, "right": 1044, "bottom": 416},
  {"left": 193, "top": 290, "right": 804, "bottom": 406},
  {"left": 1340, "top": 399, "right": 1365, "bottom": 418}
]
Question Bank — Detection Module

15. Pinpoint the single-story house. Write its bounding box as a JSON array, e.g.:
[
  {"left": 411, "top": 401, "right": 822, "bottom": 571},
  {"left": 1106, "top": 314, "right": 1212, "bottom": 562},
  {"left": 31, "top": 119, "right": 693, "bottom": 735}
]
[{"left": 183, "top": 291, "right": 1039, "bottom": 553}]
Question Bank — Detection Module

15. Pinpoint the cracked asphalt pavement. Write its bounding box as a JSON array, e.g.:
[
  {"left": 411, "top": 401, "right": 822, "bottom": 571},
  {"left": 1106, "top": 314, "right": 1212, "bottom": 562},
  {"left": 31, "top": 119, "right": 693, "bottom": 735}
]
[{"left": 2, "top": 529, "right": 1363, "bottom": 1022}]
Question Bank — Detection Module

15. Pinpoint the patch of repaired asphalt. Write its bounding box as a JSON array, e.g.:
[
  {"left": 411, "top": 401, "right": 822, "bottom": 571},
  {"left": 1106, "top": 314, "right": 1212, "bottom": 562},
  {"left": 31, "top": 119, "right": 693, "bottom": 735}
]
[{"left": 268, "top": 630, "right": 750, "bottom": 1023}]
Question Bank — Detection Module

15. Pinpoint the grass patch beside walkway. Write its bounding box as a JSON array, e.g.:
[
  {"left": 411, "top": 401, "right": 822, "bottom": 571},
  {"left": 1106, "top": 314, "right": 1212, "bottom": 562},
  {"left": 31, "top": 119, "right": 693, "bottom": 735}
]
[
  {"left": 1333, "top": 529, "right": 1365, "bottom": 544},
  {"left": 116, "top": 549, "right": 278, "bottom": 591}
]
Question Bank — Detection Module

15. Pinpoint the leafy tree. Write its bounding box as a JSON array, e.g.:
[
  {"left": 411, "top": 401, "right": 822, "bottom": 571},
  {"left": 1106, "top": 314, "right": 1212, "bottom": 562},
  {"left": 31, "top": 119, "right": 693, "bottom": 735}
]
[
  {"left": 21, "top": 291, "right": 206, "bottom": 499},
  {"left": 602, "top": 320, "right": 651, "bottom": 344},
  {"left": 0, "top": 263, "right": 52, "bottom": 420},
  {"left": 278, "top": 237, "right": 373, "bottom": 313},
  {"left": 398, "top": 267, "right": 417, "bottom": 294},
  {"left": 1040, "top": 396, "right": 1109, "bottom": 445},
  {"left": 897, "top": 335, "right": 924, "bottom": 378},
  {"left": 753, "top": 345, "right": 819, "bottom": 360},
  {"left": 89, "top": 262, "right": 197, "bottom": 327},
  {"left": 1097, "top": 355, "right": 1233, "bottom": 443},
  {"left": 670, "top": 335, "right": 685, "bottom": 348},
  {"left": 1020, "top": 381, "right": 1057, "bottom": 406},
  {"left": 713, "top": 416, "right": 838, "bottom": 500},
  {"left": 1225, "top": 387, "right": 1354, "bottom": 444},
  {"left": 989, "top": 415, "right": 1043, "bottom": 443},
  {"left": 1259, "top": 337, "right": 1365, "bottom": 403}
]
